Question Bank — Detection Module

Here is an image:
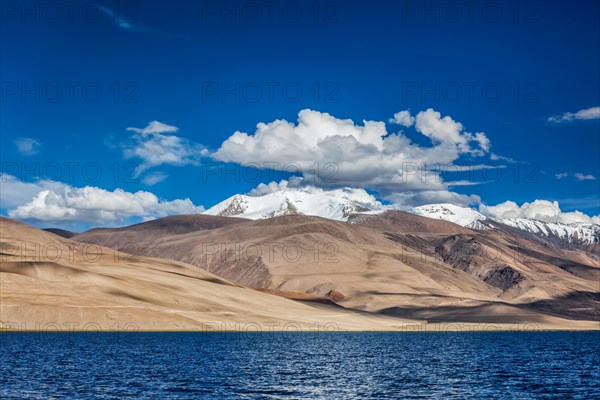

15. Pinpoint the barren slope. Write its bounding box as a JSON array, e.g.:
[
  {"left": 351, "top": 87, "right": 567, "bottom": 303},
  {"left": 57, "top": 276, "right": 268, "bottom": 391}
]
[
  {"left": 0, "top": 217, "right": 417, "bottom": 331},
  {"left": 73, "top": 214, "right": 600, "bottom": 327}
]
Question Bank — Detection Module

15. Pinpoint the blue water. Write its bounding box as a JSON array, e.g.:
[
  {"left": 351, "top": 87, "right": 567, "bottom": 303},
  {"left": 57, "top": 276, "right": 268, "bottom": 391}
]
[{"left": 1, "top": 332, "right": 599, "bottom": 399}]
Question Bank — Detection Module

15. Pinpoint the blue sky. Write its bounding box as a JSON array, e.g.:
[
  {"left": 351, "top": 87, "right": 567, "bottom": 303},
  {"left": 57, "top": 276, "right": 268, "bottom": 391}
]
[{"left": 1, "top": 0, "right": 599, "bottom": 230}]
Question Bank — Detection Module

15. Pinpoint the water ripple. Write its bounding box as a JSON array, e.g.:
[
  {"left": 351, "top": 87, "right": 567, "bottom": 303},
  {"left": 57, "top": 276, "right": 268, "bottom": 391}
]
[{"left": 1, "top": 332, "right": 599, "bottom": 399}]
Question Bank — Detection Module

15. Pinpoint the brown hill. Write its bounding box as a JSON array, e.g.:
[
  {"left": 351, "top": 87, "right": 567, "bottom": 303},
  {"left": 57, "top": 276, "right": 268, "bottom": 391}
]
[
  {"left": 0, "top": 217, "right": 416, "bottom": 331},
  {"left": 347, "top": 210, "right": 473, "bottom": 235},
  {"left": 42, "top": 227, "right": 78, "bottom": 238},
  {"left": 73, "top": 214, "right": 600, "bottom": 328}
]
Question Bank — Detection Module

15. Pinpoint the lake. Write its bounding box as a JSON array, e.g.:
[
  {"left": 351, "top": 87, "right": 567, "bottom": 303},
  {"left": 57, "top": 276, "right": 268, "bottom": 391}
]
[{"left": 1, "top": 332, "right": 599, "bottom": 399}]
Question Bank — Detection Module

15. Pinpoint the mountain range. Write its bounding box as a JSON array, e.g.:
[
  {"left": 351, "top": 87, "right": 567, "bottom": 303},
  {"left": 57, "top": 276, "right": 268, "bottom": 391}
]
[
  {"left": 2, "top": 189, "right": 599, "bottom": 331},
  {"left": 204, "top": 189, "right": 600, "bottom": 246}
]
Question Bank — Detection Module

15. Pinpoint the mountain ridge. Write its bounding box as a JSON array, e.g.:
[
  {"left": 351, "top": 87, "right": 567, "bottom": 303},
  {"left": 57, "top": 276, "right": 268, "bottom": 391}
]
[
  {"left": 202, "top": 189, "right": 599, "bottom": 245},
  {"left": 203, "top": 189, "right": 375, "bottom": 221}
]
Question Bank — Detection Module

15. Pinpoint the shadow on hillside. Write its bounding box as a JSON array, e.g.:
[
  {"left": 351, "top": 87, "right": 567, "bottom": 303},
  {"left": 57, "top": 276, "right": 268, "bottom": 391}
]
[{"left": 379, "top": 291, "right": 600, "bottom": 323}]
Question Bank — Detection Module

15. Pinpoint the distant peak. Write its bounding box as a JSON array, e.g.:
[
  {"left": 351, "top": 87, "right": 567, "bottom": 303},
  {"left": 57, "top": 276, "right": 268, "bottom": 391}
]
[
  {"left": 412, "top": 203, "right": 487, "bottom": 229},
  {"left": 412, "top": 203, "right": 599, "bottom": 244},
  {"left": 203, "top": 188, "right": 372, "bottom": 221}
]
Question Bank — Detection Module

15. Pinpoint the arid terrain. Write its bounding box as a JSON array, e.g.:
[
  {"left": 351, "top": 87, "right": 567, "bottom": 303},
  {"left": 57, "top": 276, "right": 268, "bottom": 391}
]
[
  {"left": 1, "top": 217, "right": 421, "bottom": 331},
  {"left": 3, "top": 209, "right": 595, "bottom": 331}
]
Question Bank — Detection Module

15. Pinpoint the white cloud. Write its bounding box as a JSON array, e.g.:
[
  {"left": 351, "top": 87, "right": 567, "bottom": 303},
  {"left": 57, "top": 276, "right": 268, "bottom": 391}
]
[
  {"left": 248, "top": 179, "right": 384, "bottom": 210},
  {"left": 480, "top": 200, "right": 599, "bottom": 225},
  {"left": 0, "top": 174, "right": 68, "bottom": 209},
  {"left": 469, "top": 132, "right": 490, "bottom": 154},
  {"left": 389, "top": 110, "right": 415, "bottom": 127},
  {"left": 555, "top": 172, "right": 569, "bottom": 179},
  {"left": 248, "top": 179, "right": 295, "bottom": 196},
  {"left": 213, "top": 109, "right": 491, "bottom": 204},
  {"left": 431, "top": 164, "right": 507, "bottom": 171},
  {"left": 548, "top": 106, "right": 600, "bottom": 123},
  {"left": 246, "top": 179, "right": 478, "bottom": 210},
  {"left": 127, "top": 121, "right": 179, "bottom": 136},
  {"left": 490, "top": 153, "right": 515, "bottom": 163},
  {"left": 388, "top": 190, "right": 481, "bottom": 209},
  {"left": 414, "top": 109, "right": 490, "bottom": 156},
  {"left": 123, "top": 120, "right": 207, "bottom": 177},
  {"left": 3, "top": 174, "right": 203, "bottom": 224},
  {"left": 445, "top": 180, "right": 494, "bottom": 186},
  {"left": 574, "top": 173, "right": 596, "bottom": 181},
  {"left": 141, "top": 171, "right": 168, "bottom": 186},
  {"left": 304, "top": 186, "right": 384, "bottom": 210},
  {"left": 14, "top": 138, "right": 41, "bottom": 156},
  {"left": 414, "top": 109, "right": 464, "bottom": 147}
]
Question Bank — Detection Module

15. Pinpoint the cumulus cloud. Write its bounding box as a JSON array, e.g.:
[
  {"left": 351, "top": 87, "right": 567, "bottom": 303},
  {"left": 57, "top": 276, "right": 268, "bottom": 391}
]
[
  {"left": 555, "top": 172, "right": 569, "bottom": 179},
  {"left": 248, "top": 179, "right": 384, "bottom": 210},
  {"left": 415, "top": 109, "right": 462, "bottom": 146},
  {"left": 213, "top": 108, "right": 491, "bottom": 206},
  {"left": 123, "top": 121, "right": 207, "bottom": 177},
  {"left": 413, "top": 109, "right": 490, "bottom": 156},
  {"left": 247, "top": 178, "right": 478, "bottom": 210},
  {"left": 548, "top": 106, "right": 600, "bottom": 123},
  {"left": 389, "top": 110, "right": 415, "bottom": 127},
  {"left": 574, "top": 173, "right": 596, "bottom": 181},
  {"left": 3, "top": 174, "right": 203, "bottom": 224},
  {"left": 248, "top": 178, "right": 298, "bottom": 196},
  {"left": 14, "top": 138, "right": 41, "bottom": 156},
  {"left": 480, "top": 200, "right": 599, "bottom": 225},
  {"left": 0, "top": 174, "right": 68, "bottom": 209},
  {"left": 389, "top": 191, "right": 481, "bottom": 210}
]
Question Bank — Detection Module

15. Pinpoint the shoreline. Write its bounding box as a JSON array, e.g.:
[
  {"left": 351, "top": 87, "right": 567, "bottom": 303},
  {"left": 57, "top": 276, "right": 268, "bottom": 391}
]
[{"left": 2, "top": 323, "right": 599, "bottom": 333}]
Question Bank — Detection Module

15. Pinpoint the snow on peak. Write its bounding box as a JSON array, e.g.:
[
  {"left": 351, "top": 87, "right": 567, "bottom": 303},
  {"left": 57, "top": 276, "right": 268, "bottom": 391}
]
[
  {"left": 202, "top": 189, "right": 372, "bottom": 221},
  {"left": 411, "top": 203, "right": 488, "bottom": 230},
  {"left": 203, "top": 192, "right": 599, "bottom": 245},
  {"left": 495, "top": 218, "right": 600, "bottom": 244},
  {"left": 411, "top": 203, "right": 599, "bottom": 244}
]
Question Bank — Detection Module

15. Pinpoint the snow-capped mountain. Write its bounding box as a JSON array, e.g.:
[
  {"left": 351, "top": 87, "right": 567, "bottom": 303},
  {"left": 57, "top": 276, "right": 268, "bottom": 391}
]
[
  {"left": 411, "top": 203, "right": 599, "bottom": 245},
  {"left": 412, "top": 203, "right": 489, "bottom": 230},
  {"left": 203, "top": 191, "right": 599, "bottom": 245},
  {"left": 494, "top": 218, "right": 600, "bottom": 245},
  {"left": 202, "top": 189, "right": 374, "bottom": 221}
]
